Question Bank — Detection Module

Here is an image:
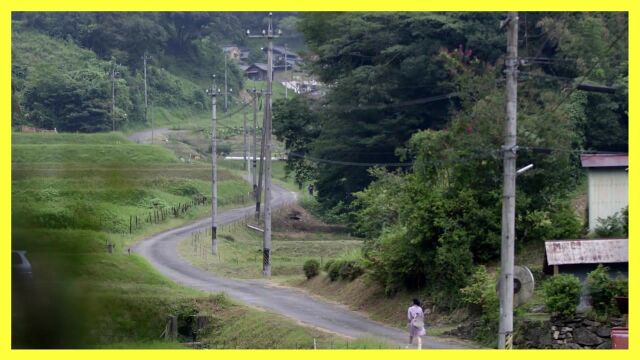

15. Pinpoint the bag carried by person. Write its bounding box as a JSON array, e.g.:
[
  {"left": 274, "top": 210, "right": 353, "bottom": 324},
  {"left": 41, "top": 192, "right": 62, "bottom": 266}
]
[{"left": 411, "top": 316, "right": 424, "bottom": 329}]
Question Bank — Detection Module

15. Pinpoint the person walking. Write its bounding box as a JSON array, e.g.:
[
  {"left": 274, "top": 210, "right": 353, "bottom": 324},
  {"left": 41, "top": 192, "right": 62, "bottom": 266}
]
[{"left": 407, "top": 298, "right": 426, "bottom": 349}]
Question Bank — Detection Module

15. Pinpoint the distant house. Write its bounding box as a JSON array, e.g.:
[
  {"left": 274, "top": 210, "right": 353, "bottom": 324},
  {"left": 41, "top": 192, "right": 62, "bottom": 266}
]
[
  {"left": 222, "top": 46, "right": 241, "bottom": 61},
  {"left": 581, "top": 154, "right": 628, "bottom": 232},
  {"left": 264, "top": 46, "right": 300, "bottom": 66},
  {"left": 244, "top": 63, "right": 268, "bottom": 81},
  {"left": 239, "top": 48, "right": 250, "bottom": 62}
]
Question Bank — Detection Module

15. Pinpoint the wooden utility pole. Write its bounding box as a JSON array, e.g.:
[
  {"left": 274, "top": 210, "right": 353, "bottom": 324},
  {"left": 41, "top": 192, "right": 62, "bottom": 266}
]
[
  {"left": 207, "top": 75, "right": 220, "bottom": 256},
  {"left": 499, "top": 11, "right": 518, "bottom": 350},
  {"left": 248, "top": 12, "right": 280, "bottom": 277}
]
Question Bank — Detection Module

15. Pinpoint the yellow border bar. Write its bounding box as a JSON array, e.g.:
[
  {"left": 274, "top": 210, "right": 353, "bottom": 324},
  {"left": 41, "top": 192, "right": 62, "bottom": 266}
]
[{"left": 2, "top": 1, "right": 637, "bottom": 359}]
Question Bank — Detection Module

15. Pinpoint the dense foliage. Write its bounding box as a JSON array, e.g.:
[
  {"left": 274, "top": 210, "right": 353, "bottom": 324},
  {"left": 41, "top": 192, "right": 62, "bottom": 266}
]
[
  {"left": 303, "top": 259, "right": 320, "bottom": 279},
  {"left": 594, "top": 207, "right": 628, "bottom": 238},
  {"left": 273, "top": 12, "right": 627, "bottom": 298},
  {"left": 11, "top": 12, "right": 302, "bottom": 132},
  {"left": 460, "top": 266, "right": 499, "bottom": 346},
  {"left": 586, "top": 265, "right": 628, "bottom": 316},
  {"left": 542, "top": 274, "right": 582, "bottom": 317}
]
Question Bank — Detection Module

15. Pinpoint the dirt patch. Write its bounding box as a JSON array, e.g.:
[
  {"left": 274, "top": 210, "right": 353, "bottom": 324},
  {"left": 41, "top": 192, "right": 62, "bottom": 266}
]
[{"left": 272, "top": 204, "right": 348, "bottom": 234}]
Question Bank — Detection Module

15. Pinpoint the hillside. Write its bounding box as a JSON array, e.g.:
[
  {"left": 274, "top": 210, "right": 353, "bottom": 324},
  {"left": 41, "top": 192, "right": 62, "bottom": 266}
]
[
  {"left": 10, "top": 131, "right": 365, "bottom": 348},
  {"left": 11, "top": 12, "right": 305, "bottom": 133}
]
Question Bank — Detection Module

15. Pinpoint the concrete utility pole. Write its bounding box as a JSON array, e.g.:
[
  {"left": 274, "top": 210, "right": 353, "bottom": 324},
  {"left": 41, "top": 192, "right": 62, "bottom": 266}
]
[
  {"left": 243, "top": 108, "right": 249, "bottom": 175},
  {"left": 248, "top": 13, "right": 280, "bottom": 277},
  {"left": 207, "top": 75, "right": 220, "bottom": 256},
  {"left": 142, "top": 52, "right": 152, "bottom": 143},
  {"left": 224, "top": 53, "right": 228, "bottom": 113},
  {"left": 255, "top": 97, "right": 267, "bottom": 222},
  {"left": 498, "top": 11, "right": 518, "bottom": 350},
  {"left": 284, "top": 43, "right": 288, "bottom": 99},
  {"left": 110, "top": 59, "right": 118, "bottom": 131},
  {"left": 252, "top": 88, "right": 259, "bottom": 191}
]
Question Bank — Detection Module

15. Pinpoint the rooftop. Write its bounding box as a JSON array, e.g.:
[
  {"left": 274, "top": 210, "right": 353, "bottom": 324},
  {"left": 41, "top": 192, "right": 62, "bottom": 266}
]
[
  {"left": 580, "top": 154, "right": 628, "bottom": 168},
  {"left": 545, "top": 239, "right": 628, "bottom": 266}
]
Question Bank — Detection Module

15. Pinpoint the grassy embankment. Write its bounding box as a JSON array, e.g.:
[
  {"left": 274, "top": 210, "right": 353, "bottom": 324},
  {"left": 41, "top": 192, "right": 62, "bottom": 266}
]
[{"left": 11, "top": 132, "right": 362, "bottom": 349}]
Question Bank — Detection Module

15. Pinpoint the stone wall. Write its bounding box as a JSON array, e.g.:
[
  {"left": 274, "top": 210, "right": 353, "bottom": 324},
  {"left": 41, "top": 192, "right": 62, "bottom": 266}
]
[{"left": 515, "top": 316, "right": 626, "bottom": 349}]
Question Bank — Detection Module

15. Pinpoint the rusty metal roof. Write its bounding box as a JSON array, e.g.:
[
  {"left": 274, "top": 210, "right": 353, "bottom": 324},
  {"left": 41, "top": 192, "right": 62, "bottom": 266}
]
[
  {"left": 581, "top": 154, "right": 628, "bottom": 168},
  {"left": 545, "top": 239, "right": 628, "bottom": 266}
]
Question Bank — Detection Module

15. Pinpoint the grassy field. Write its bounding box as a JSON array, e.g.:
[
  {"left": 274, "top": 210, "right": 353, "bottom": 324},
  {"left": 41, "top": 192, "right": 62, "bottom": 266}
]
[
  {"left": 12, "top": 131, "right": 362, "bottom": 349},
  {"left": 178, "top": 201, "right": 359, "bottom": 280}
]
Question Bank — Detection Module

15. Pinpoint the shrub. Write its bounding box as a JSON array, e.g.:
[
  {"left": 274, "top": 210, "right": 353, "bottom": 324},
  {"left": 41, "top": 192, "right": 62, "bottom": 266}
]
[
  {"left": 327, "top": 261, "right": 341, "bottom": 281},
  {"left": 323, "top": 259, "right": 335, "bottom": 273},
  {"left": 594, "top": 208, "right": 628, "bottom": 238},
  {"left": 338, "top": 260, "right": 364, "bottom": 281},
  {"left": 587, "top": 265, "right": 628, "bottom": 315},
  {"left": 303, "top": 259, "right": 320, "bottom": 280},
  {"left": 460, "top": 266, "right": 499, "bottom": 347},
  {"left": 326, "top": 259, "right": 364, "bottom": 282},
  {"left": 542, "top": 274, "right": 582, "bottom": 318}
]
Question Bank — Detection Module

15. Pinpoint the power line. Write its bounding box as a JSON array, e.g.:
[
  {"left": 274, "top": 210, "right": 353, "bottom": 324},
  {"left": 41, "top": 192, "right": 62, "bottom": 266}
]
[
  {"left": 546, "top": 24, "right": 627, "bottom": 115},
  {"left": 286, "top": 152, "right": 413, "bottom": 167}
]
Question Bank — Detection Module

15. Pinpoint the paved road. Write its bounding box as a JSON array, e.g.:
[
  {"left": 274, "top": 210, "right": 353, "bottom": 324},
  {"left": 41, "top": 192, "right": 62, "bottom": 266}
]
[
  {"left": 131, "top": 182, "right": 473, "bottom": 349},
  {"left": 127, "top": 127, "right": 170, "bottom": 143}
]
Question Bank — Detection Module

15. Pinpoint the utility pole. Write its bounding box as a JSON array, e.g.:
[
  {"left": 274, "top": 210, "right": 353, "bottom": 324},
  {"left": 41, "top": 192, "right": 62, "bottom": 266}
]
[
  {"left": 248, "top": 13, "right": 280, "bottom": 277},
  {"left": 224, "top": 53, "right": 228, "bottom": 113},
  {"left": 255, "top": 96, "right": 267, "bottom": 222},
  {"left": 499, "top": 11, "right": 518, "bottom": 350},
  {"left": 284, "top": 43, "right": 288, "bottom": 99},
  {"left": 142, "top": 52, "right": 152, "bottom": 143},
  {"left": 252, "top": 88, "right": 259, "bottom": 191},
  {"left": 243, "top": 107, "right": 249, "bottom": 175},
  {"left": 207, "top": 75, "right": 220, "bottom": 256},
  {"left": 110, "top": 59, "right": 118, "bottom": 132}
]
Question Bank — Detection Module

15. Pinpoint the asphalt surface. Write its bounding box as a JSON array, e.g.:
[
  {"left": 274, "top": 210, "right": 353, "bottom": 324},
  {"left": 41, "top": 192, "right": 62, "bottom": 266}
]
[
  {"left": 127, "top": 127, "right": 170, "bottom": 143},
  {"left": 129, "top": 127, "right": 474, "bottom": 349}
]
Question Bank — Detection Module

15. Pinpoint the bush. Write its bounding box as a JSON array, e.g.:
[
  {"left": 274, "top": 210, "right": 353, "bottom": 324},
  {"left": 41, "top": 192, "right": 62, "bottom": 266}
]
[
  {"left": 302, "top": 259, "right": 320, "bottom": 280},
  {"left": 586, "top": 265, "right": 628, "bottom": 315},
  {"left": 460, "top": 266, "right": 499, "bottom": 347},
  {"left": 338, "top": 260, "right": 364, "bottom": 281},
  {"left": 323, "top": 259, "right": 335, "bottom": 272},
  {"left": 594, "top": 207, "right": 628, "bottom": 238},
  {"left": 542, "top": 274, "right": 582, "bottom": 318},
  {"left": 327, "top": 261, "right": 341, "bottom": 281},
  {"left": 326, "top": 259, "right": 364, "bottom": 282}
]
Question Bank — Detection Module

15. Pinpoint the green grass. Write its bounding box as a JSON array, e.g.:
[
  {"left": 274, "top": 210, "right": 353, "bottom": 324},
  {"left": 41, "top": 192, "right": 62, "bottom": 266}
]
[
  {"left": 11, "top": 131, "right": 359, "bottom": 349},
  {"left": 12, "top": 29, "right": 108, "bottom": 83},
  {"left": 12, "top": 132, "right": 132, "bottom": 144},
  {"left": 178, "top": 204, "right": 360, "bottom": 280},
  {"left": 12, "top": 144, "right": 180, "bottom": 163}
]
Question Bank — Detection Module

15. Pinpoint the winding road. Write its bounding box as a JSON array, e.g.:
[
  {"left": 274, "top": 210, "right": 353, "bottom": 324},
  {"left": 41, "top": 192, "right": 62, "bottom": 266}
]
[{"left": 129, "top": 130, "right": 474, "bottom": 349}]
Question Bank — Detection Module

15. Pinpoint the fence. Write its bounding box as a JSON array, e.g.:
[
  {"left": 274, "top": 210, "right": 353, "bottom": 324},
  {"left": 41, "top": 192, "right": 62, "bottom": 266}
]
[{"left": 127, "top": 192, "right": 255, "bottom": 235}]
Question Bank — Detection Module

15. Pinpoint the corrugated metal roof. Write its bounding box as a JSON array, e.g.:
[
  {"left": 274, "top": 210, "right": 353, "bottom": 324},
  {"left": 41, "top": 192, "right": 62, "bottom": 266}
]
[
  {"left": 545, "top": 239, "right": 628, "bottom": 265},
  {"left": 581, "top": 154, "right": 628, "bottom": 168}
]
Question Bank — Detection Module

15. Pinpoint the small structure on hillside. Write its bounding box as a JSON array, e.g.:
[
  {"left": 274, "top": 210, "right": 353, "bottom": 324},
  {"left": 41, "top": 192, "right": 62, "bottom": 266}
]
[
  {"left": 18, "top": 125, "right": 57, "bottom": 133},
  {"left": 581, "top": 154, "right": 628, "bottom": 233},
  {"left": 222, "top": 46, "right": 241, "bottom": 61},
  {"left": 543, "top": 238, "right": 628, "bottom": 279},
  {"left": 244, "top": 63, "right": 268, "bottom": 81},
  {"left": 544, "top": 238, "right": 628, "bottom": 312}
]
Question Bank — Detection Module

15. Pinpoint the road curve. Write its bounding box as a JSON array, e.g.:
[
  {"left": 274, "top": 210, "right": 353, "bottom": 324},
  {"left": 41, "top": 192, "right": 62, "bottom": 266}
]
[
  {"left": 132, "top": 182, "right": 473, "bottom": 349},
  {"left": 127, "top": 127, "right": 170, "bottom": 143}
]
